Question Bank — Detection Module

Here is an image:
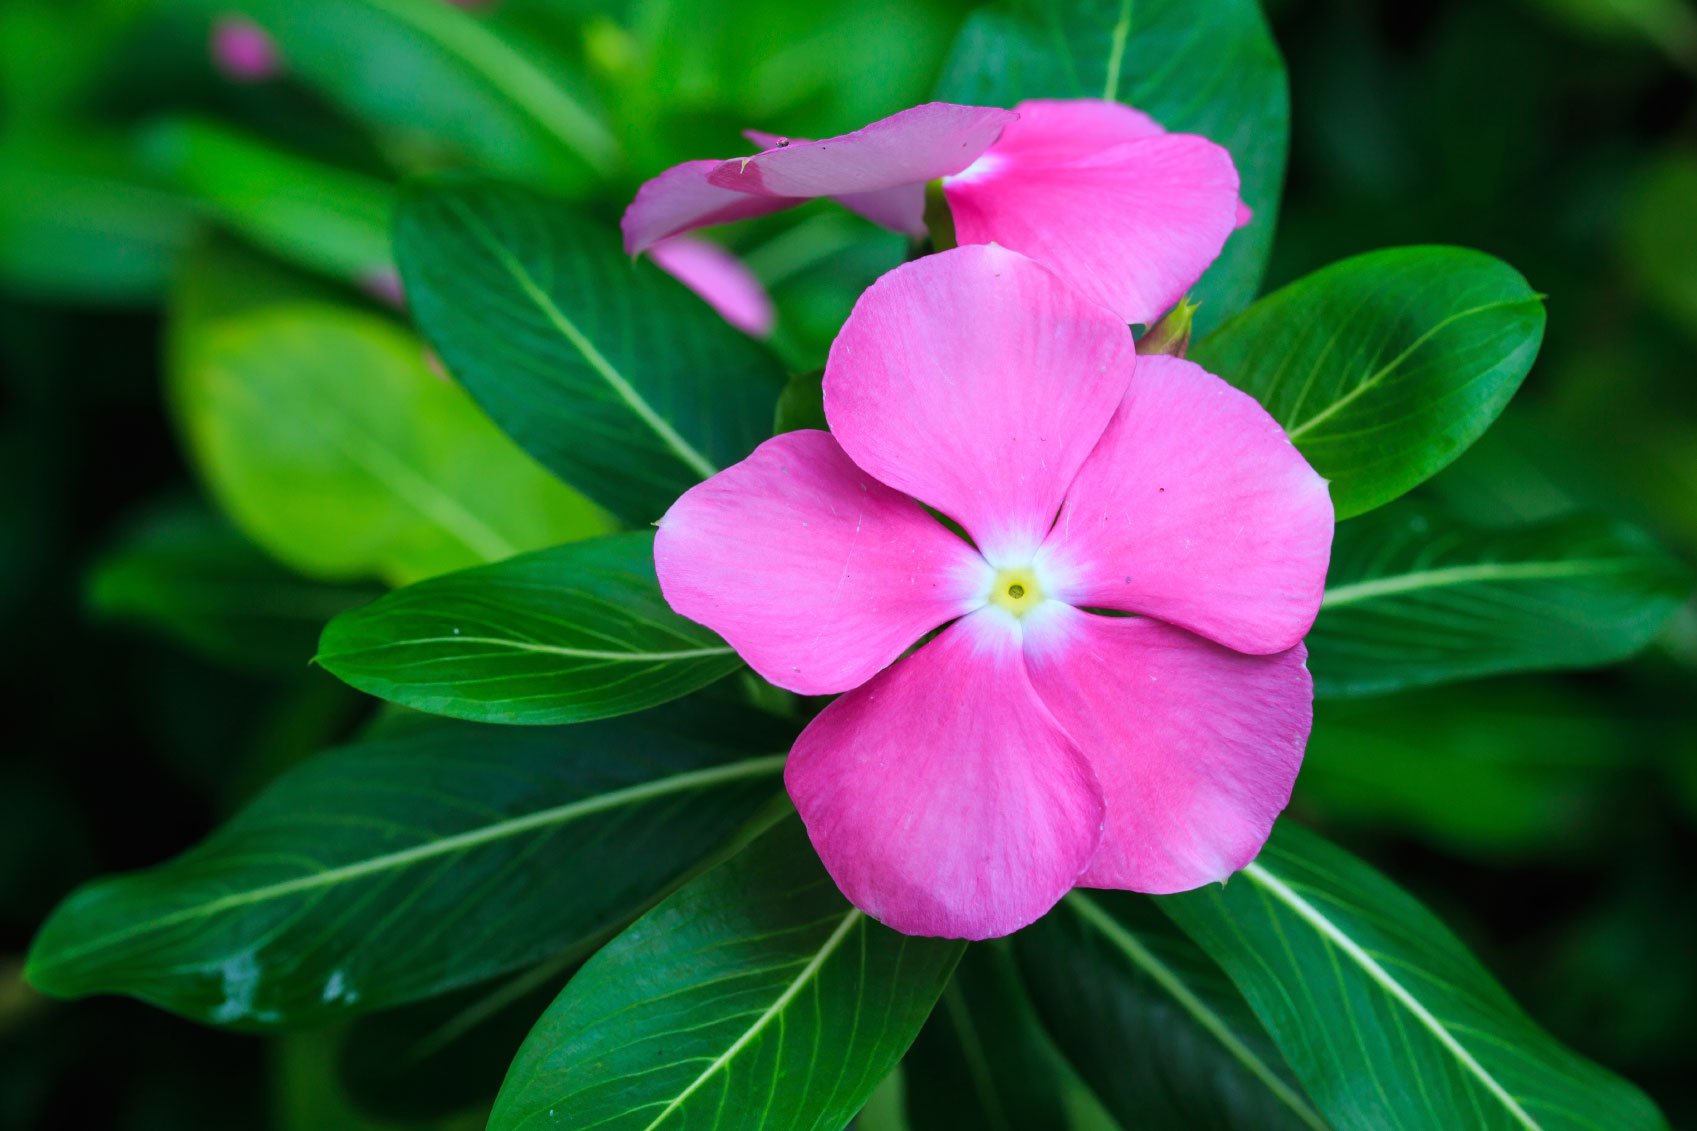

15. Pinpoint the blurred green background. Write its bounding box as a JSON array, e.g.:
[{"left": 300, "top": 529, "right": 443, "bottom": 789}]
[{"left": 2, "top": 0, "right": 1695, "bottom": 1127}]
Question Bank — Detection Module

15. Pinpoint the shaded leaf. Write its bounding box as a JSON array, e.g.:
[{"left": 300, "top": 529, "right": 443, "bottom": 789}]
[
  {"left": 1159, "top": 824, "right": 1668, "bottom": 1131},
  {"left": 1193, "top": 246, "right": 1546, "bottom": 518},
  {"left": 1017, "top": 892, "right": 1322, "bottom": 1131},
  {"left": 317, "top": 532, "right": 742, "bottom": 725},
  {"left": 1312, "top": 499, "right": 1691, "bottom": 696},
  {"left": 171, "top": 302, "right": 610, "bottom": 586},
  {"left": 394, "top": 178, "right": 785, "bottom": 524},
  {"left": 87, "top": 498, "right": 379, "bottom": 671},
  {"left": 935, "top": 0, "right": 1288, "bottom": 331},
  {"left": 26, "top": 704, "right": 788, "bottom": 1028},
  {"left": 490, "top": 819, "right": 962, "bottom": 1131}
]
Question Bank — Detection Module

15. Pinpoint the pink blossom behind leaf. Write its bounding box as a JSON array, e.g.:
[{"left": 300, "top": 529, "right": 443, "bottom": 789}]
[
  {"left": 210, "top": 16, "right": 280, "bottom": 83},
  {"left": 653, "top": 247, "right": 1333, "bottom": 939}
]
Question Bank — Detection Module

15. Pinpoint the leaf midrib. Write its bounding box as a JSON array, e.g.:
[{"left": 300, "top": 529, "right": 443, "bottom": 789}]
[
  {"left": 37, "top": 756, "right": 786, "bottom": 970},
  {"left": 1239, "top": 862, "right": 1541, "bottom": 1130},
  {"left": 636, "top": 908, "right": 864, "bottom": 1131},
  {"left": 1066, "top": 892, "right": 1325, "bottom": 1130},
  {"left": 318, "top": 634, "right": 735, "bottom": 665},
  {"left": 1320, "top": 557, "right": 1646, "bottom": 609},
  {"left": 447, "top": 197, "right": 719, "bottom": 482}
]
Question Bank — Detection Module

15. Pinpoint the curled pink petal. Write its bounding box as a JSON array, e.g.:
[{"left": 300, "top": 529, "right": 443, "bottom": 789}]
[
  {"left": 710, "top": 103, "right": 1015, "bottom": 200},
  {"left": 649, "top": 235, "right": 775, "bottom": 338},
  {"left": 654, "top": 430, "right": 989, "bottom": 696},
  {"left": 1025, "top": 605, "right": 1310, "bottom": 893},
  {"left": 741, "top": 128, "right": 927, "bottom": 234},
  {"left": 211, "top": 16, "right": 280, "bottom": 82},
  {"left": 621, "top": 159, "right": 799, "bottom": 256},
  {"left": 786, "top": 610, "right": 1104, "bottom": 939},
  {"left": 946, "top": 132, "right": 1241, "bottom": 325},
  {"left": 1038, "top": 355, "right": 1333, "bottom": 654},
  {"left": 824, "top": 244, "right": 1133, "bottom": 564}
]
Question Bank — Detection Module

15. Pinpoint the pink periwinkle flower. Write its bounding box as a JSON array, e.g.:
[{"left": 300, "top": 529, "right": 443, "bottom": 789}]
[
  {"left": 654, "top": 246, "right": 1334, "bottom": 939},
  {"left": 210, "top": 16, "right": 281, "bottom": 83},
  {"left": 623, "top": 100, "right": 1248, "bottom": 326},
  {"left": 649, "top": 235, "right": 775, "bottom": 338}
]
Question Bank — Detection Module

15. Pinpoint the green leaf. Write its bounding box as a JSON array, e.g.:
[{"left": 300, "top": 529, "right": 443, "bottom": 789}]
[
  {"left": 1300, "top": 683, "right": 1642, "bottom": 859},
  {"left": 774, "top": 368, "right": 828, "bottom": 434},
  {"left": 142, "top": 118, "right": 394, "bottom": 291},
  {"left": 394, "top": 178, "right": 786, "bottom": 524},
  {"left": 1623, "top": 151, "right": 1697, "bottom": 337},
  {"left": 316, "top": 532, "right": 742, "bottom": 725},
  {"left": 490, "top": 819, "right": 963, "bottom": 1131},
  {"left": 171, "top": 302, "right": 611, "bottom": 586},
  {"left": 0, "top": 131, "right": 199, "bottom": 303},
  {"left": 903, "top": 943, "right": 1072, "bottom": 1131},
  {"left": 1192, "top": 246, "right": 1546, "bottom": 518},
  {"left": 187, "top": 0, "right": 617, "bottom": 189},
  {"left": 26, "top": 704, "right": 789, "bottom": 1028},
  {"left": 935, "top": 0, "right": 1288, "bottom": 331},
  {"left": 1017, "top": 892, "right": 1322, "bottom": 1131},
  {"left": 87, "top": 498, "right": 380, "bottom": 671},
  {"left": 1159, "top": 824, "right": 1668, "bottom": 1131},
  {"left": 1311, "top": 499, "right": 1691, "bottom": 696}
]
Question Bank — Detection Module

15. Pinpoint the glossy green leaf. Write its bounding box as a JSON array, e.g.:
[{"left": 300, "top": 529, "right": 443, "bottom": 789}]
[
  {"left": 87, "top": 498, "right": 379, "bottom": 671},
  {"left": 1017, "top": 892, "right": 1322, "bottom": 1131},
  {"left": 1159, "top": 824, "right": 1668, "bottom": 1131},
  {"left": 935, "top": 0, "right": 1288, "bottom": 331},
  {"left": 26, "top": 704, "right": 789, "bottom": 1028},
  {"left": 184, "top": 0, "right": 617, "bottom": 189},
  {"left": 1311, "top": 500, "right": 1691, "bottom": 696},
  {"left": 317, "top": 532, "right": 741, "bottom": 725},
  {"left": 142, "top": 118, "right": 394, "bottom": 290},
  {"left": 1193, "top": 246, "right": 1546, "bottom": 517},
  {"left": 394, "top": 178, "right": 786, "bottom": 524},
  {"left": 0, "top": 131, "right": 199, "bottom": 303},
  {"left": 903, "top": 943, "right": 1071, "bottom": 1131},
  {"left": 490, "top": 818, "right": 963, "bottom": 1131},
  {"left": 171, "top": 302, "right": 611, "bottom": 586},
  {"left": 1301, "top": 682, "right": 1641, "bottom": 859}
]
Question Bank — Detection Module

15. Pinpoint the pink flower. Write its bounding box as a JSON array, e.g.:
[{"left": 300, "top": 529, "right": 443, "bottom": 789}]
[
  {"left": 623, "top": 100, "right": 1247, "bottom": 325},
  {"left": 210, "top": 16, "right": 280, "bottom": 83},
  {"left": 649, "top": 235, "right": 776, "bottom": 338},
  {"left": 654, "top": 246, "right": 1333, "bottom": 939}
]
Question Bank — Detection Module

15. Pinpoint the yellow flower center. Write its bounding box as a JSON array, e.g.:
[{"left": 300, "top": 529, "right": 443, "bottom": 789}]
[{"left": 988, "top": 566, "right": 1044, "bottom": 617}]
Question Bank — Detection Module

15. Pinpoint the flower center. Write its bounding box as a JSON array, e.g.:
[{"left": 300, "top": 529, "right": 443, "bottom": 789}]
[{"left": 988, "top": 566, "right": 1044, "bottom": 617}]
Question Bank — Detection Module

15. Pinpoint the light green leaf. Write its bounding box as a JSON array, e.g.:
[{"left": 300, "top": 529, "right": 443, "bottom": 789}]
[
  {"left": 171, "top": 302, "right": 611, "bottom": 586},
  {"left": 1159, "top": 824, "right": 1668, "bottom": 1131},
  {"left": 394, "top": 178, "right": 786, "bottom": 523},
  {"left": 490, "top": 819, "right": 963, "bottom": 1131},
  {"left": 1017, "top": 892, "right": 1322, "bottom": 1131},
  {"left": 935, "top": 0, "right": 1288, "bottom": 331},
  {"left": 1193, "top": 246, "right": 1546, "bottom": 518},
  {"left": 1312, "top": 499, "right": 1691, "bottom": 696},
  {"left": 316, "top": 532, "right": 742, "bottom": 725},
  {"left": 185, "top": 0, "right": 617, "bottom": 189},
  {"left": 87, "top": 498, "right": 379, "bottom": 671},
  {"left": 142, "top": 118, "right": 394, "bottom": 291},
  {"left": 25, "top": 704, "right": 789, "bottom": 1028}
]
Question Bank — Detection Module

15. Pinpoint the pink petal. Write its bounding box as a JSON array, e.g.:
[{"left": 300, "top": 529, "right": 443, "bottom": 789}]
[
  {"left": 210, "top": 16, "right": 281, "bottom": 82},
  {"left": 654, "top": 430, "right": 988, "bottom": 696},
  {"left": 1024, "top": 604, "right": 1311, "bottom": 893},
  {"left": 1038, "top": 355, "right": 1333, "bottom": 655},
  {"left": 742, "top": 128, "right": 927, "bottom": 235},
  {"left": 621, "top": 159, "right": 799, "bottom": 256},
  {"left": 786, "top": 609, "right": 1103, "bottom": 939},
  {"left": 824, "top": 245, "right": 1133, "bottom": 564},
  {"left": 945, "top": 133, "right": 1241, "bottom": 325},
  {"left": 649, "top": 235, "right": 775, "bottom": 338},
  {"left": 980, "top": 99, "right": 1166, "bottom": 168},
  {"left": 710, "top": 103, "right": 1015, "bottom": 201}
]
